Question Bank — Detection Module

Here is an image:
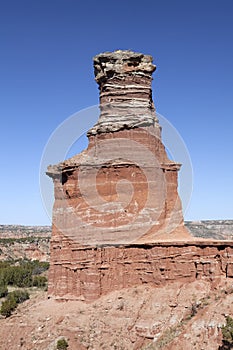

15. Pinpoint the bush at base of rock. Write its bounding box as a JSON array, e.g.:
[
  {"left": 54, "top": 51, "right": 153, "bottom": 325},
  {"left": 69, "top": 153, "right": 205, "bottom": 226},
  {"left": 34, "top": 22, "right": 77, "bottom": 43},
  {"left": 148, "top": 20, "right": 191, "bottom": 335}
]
[{"left": 32, "top": 275, "right": 47, "bottom": 288}]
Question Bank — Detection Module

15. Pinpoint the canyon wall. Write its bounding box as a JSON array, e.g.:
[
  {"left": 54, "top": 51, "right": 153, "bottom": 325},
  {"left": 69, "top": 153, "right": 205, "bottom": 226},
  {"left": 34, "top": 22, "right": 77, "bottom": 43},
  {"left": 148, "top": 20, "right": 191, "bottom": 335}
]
[{"left": 48, "top": 241, "right": 233, "bottom": 301}]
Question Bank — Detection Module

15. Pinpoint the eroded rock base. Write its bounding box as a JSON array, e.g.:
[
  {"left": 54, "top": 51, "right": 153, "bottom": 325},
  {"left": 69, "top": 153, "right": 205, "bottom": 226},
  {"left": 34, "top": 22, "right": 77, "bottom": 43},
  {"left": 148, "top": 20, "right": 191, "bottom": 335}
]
[{"left": 48, "top": 240, "right": 233, "bottom": 301}]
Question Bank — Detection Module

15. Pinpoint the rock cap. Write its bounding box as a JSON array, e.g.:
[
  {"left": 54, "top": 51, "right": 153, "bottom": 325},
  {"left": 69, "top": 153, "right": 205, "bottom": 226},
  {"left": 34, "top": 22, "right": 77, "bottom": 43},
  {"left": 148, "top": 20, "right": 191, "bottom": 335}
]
[{"left": 94, "top": 50, "right": 156, "bottom": 84}]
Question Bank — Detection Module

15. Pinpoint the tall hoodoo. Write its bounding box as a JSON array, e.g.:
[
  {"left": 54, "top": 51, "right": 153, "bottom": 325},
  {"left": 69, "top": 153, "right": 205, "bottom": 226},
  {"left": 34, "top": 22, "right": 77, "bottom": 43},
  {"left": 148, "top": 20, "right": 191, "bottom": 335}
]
[{"left": 47, "top": 50, "right": 191, "bottom": 301}]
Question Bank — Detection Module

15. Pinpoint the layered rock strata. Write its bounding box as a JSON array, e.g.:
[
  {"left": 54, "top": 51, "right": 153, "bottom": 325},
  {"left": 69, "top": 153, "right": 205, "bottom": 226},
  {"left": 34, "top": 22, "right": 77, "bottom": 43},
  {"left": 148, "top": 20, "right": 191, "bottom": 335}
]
[
  {"left": 89, "top": 50, "right": 158, "bottom": 134},
  {"left": 47, "top": 50, "right": 192, "bottom": 299},
  {"left": 47, "top": 50, "right": 190, "bottom": 244},
  {"left": 48, "top": 241, "right": 233, "bottom": 301}
]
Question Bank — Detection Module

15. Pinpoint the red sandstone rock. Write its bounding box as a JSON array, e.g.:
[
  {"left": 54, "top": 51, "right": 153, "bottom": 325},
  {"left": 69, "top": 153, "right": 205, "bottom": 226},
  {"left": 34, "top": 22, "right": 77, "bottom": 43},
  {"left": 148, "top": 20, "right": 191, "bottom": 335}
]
[
  {"left": 47, "top": 50, "right": 190, "bottom": 245},
  {"left": 47, "top": 50, "right": 193, "bottom": 300},
  {"left": 48, "top": 241, "right": 233, "bottom": 301}
]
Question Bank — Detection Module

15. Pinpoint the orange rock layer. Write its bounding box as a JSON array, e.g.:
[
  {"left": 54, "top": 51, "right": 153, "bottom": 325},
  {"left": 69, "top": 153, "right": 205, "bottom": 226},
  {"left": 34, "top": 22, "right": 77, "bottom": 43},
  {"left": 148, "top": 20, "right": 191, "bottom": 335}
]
[{"left": 48, "top": 240, "right": 233, "bottom": 301}]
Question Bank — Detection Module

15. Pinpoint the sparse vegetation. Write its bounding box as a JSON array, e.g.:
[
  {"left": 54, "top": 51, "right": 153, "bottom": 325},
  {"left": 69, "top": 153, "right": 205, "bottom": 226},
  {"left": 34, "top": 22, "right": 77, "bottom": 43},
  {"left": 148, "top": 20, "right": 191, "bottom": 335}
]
[
  {"left": 0, "top": 289, "right": 29, "bottom": 317},
  {"left": 154, "top": 325, "right": 182, "bottom": 349},
  {"left": 0, "top": 236, "right": 49, "bottom": 245},
  {"left": 9, "top": 289, "right": 30, "bottom": 304},
  {"left": 142, "top": 324, "right": 182, "bottom": 350},
  {"left": 144, "top": 294, "right": 213, "bottom": 350},
  {"left": 56, "top": 338, "right": 69, "bottom": 349},
  {"left": 0, "top": 259, "right": 49, "bottom": 288},
  {"left": 0, "top": 283, "right": 8, "bottom": 298},
  {"left": 190, "top": 302, "right": 198, "bottom": 318},
  {"left": 32, "top": 275, "right": 47, "bottom": 287},
  {"left": 219, "top": 316, "right": 233, "bottom": 349},
  {"left": 0, "top": 259, "right": 49, "bottom": 317},
  {"left": 0, "top": 298, "right": 17, "bottom": 317}
]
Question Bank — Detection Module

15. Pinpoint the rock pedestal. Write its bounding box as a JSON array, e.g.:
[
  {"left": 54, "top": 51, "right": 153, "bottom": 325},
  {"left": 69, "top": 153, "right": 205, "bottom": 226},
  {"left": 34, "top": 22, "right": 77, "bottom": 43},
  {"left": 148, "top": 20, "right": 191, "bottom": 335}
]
[
  {"left": 47, "top": 50, "right": 191, "bottom": 300},
  {"left": 47, "top": 241, "right": 233, "bottom": 301}
]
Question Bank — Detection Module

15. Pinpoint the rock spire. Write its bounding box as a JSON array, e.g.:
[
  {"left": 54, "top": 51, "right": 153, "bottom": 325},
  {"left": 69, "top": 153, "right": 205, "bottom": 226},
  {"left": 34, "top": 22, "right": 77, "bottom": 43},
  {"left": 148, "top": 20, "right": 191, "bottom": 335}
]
[{"left": 47, "top": 50, "right": 191, "bottom": 300}]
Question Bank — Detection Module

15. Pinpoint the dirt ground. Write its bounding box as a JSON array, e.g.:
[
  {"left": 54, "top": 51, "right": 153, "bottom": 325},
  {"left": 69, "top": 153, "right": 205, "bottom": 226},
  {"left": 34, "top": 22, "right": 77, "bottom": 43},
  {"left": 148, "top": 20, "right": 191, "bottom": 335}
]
[{"left": 0, "top": 278, "right": 233, "bottom": 350}]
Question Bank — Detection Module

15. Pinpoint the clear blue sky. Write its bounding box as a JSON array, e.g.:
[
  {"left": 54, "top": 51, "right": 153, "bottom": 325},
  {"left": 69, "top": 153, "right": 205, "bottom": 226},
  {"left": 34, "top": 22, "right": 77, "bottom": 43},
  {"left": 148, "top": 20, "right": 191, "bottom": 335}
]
[{"left": 1, "top": 0, "right": 232, "bottom": 225}]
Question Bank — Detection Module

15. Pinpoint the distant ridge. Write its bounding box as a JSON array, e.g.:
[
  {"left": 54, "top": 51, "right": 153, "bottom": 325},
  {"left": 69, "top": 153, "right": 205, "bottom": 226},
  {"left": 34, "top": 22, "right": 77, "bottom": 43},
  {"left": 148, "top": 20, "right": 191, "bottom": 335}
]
[
  {"left": 0, "top": 221, "right": 232, "bottom": 240},
  {"left": 0, "top": 225, "right": 51, "bottom": 239},
  {"left": 185, "top": 220, "right": 233, "bottom": 240}
]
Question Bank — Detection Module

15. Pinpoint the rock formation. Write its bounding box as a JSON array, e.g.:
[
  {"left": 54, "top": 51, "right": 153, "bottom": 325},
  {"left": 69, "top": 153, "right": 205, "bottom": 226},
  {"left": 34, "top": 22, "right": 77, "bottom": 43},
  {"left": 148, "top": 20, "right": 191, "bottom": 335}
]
[
  {"left": 47, "top": 50, "right": 193, "bottom": 300},
  {"left": 47, "top": 50, "right": 190, "bottom": 243},
  {"left": 48, "top": 241, "right": 233, "bottom": 301}
]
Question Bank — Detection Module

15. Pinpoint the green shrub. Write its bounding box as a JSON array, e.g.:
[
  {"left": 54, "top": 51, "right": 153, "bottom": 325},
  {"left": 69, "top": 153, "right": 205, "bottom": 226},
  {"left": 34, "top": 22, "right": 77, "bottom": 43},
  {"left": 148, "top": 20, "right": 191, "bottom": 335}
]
[
  {"left": 219, "top": 315, "right": 233, "bottom": 349},
  {"left": 0, "top": 259, "right": 49, "bottom": 288},
  {"left": 0, "top": 284, "right": 8, "bottom": 298},
  {"left": 0, "top": 290, "right": 29, "bottom": 318},
  {"left": 32, "top": 275, "right": 47, "bottom": 288},
  {"left": 0, "top": 265, "right": 31, "bottom": 287},
  {"left": 57, "top": 338, "right": 69, "bottom": 349},
  {"left": 0, "top": 261, "right": 11, "bottom": 269},
  {"left": 12, "top": 267, "right": 32, "bottom": 287},
  {"left": 9, "top": 290, "right": 29, "bottom": 304},
  {"left": 0, "top": 298, "right": 17, "bottom": 317}
]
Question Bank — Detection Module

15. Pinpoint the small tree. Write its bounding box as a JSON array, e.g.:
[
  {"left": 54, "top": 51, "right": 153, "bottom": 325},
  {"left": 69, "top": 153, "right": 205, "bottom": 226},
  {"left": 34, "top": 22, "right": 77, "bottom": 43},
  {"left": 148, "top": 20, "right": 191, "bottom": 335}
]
[
  {"left": 33, "top": 275, "right": 47, "bottom": 288},
  {"left": 9, "top": 290, "right": 29, "bottom": 304},
  {"left": 0, "top": 290, "right": 29, "bottom": 318},
  {"left": 0, "top": 298, "right": 17, "bottom": 317},
  {"left": 219, "top": 316, "right": 233, "bottom": 349},
  {"left": 57, "top": 338, "right": 69, "bottom": 350}
]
